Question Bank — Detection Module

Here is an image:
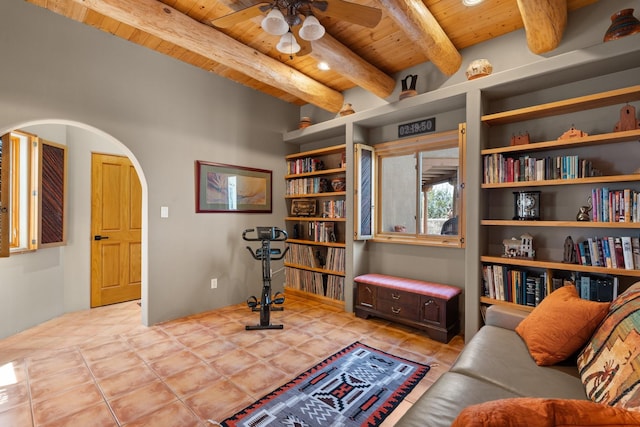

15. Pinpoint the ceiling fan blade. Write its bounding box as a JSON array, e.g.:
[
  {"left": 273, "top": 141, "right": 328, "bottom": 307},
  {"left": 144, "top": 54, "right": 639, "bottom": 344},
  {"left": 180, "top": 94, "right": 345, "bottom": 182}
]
[
  {"left": 292, "top": 25, "right": 312, "bottom": 56},
  {"left": 211, "top": 3, "right": 271, "bottom": 29},
  {"left": 316, "top": 0, "right": 382, "bottom": 28}
]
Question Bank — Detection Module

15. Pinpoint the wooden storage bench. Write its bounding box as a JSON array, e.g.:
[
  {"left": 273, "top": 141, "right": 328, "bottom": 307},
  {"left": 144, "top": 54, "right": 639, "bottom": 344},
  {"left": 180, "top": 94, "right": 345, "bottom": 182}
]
[{"left": 354, "top": 274, "right": 462, "bottom": 343}]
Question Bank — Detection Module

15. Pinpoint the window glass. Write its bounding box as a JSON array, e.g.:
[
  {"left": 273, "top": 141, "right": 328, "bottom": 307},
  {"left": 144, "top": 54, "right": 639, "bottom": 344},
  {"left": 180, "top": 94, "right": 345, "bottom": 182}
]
[{"left": 374, "top": 126, "right": 465, "bottom": 247}]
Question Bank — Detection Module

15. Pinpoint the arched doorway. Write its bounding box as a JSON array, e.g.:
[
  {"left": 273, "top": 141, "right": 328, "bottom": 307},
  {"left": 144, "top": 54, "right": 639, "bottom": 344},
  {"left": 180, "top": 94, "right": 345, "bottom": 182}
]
[{"left": 0, "top": 119, "right": 149, "bottom": 327}]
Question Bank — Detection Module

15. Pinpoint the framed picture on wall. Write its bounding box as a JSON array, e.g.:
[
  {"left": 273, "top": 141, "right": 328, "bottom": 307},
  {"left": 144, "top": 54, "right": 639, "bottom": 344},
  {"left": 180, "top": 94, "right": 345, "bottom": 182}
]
[{"left": 195, "top": 161, "right": 272, "bottom": 213}]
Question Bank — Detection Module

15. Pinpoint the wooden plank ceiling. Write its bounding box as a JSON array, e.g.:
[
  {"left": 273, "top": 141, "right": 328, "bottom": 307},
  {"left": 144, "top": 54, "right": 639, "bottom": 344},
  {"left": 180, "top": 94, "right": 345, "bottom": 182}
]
[{"left": 26, "top": 0, "right": 597, "bottom": 112}]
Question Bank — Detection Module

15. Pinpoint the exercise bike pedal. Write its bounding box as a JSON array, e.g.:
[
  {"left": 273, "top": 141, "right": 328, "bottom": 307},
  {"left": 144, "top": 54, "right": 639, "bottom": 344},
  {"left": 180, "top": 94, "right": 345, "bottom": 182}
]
[
  {"left": 273, "top": 292, "right": 285, "bottom": 305},
  {"left": 246, "top": 296, "right": 258, "bottom": 309}
]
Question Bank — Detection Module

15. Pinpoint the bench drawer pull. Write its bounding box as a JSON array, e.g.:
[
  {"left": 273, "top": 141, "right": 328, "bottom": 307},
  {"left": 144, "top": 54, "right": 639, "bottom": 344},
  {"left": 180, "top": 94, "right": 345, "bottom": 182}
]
[
  {"left": 391, "top": 292, "right": 401, "bottom": 300},
  {"left": 391, "top": 307, "right": 401, "bottom": 315}
]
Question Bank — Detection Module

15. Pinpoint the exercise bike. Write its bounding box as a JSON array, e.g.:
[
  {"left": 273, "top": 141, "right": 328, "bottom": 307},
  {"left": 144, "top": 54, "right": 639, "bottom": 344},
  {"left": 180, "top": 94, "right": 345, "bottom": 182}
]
[{"left": 242, "top": 226, "right": 289, "bottom": 330}]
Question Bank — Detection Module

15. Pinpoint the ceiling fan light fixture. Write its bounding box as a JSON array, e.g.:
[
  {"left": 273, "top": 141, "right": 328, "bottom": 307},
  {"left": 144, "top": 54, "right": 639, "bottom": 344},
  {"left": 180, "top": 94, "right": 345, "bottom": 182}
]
[
  {"left": 276, "top": 31, "right": 301, "bottom": 54},
  {"left": 299, "top": 15, "right": 325, "bottom": 41},
  {"left": 261, "top": 8, "right": 289, "bottom": 36},
  {"left": 462, "top": 0, "right": 484, "bottom": 6}
]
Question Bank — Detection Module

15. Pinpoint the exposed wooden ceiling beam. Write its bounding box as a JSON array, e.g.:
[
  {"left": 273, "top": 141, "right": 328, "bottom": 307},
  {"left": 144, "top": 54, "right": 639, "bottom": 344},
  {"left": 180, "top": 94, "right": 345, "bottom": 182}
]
[
  {"left": 71, "top": 0, "right": 345, "bottom": 112},
  {"left": 376, "top": 0, "right": 461, "bottom": 76},
  {"left": 517, "top": 0, "right": 567, "bottom": 54},
  {"left": 311, "top": 35, "right": 396, "bottom": 100}
]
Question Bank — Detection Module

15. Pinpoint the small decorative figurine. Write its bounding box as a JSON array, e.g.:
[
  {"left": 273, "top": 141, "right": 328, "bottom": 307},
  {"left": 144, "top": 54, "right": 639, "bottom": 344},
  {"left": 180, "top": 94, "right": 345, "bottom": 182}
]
[
  {"left": 558, "top": 125, "right": 588, "bottom": 140},
  {"left": 465, "top": 58, "right": 493, "bottom": 80},
  {"left": 563, "top": 236, "right": 577, "bottom": 264},
  {"left": 339, "top": 103, "right": 355, "bottom": 116},
  {"left": 576, "top": 196, "right": 592, "bottom": 221},
  {"left": 613, "top": 104, "right": 640, "bottom": 132},
  {"left": 502, "top": 233, "right": 535, "bottom": 259},
  {"left": 510, "top": 132, "right": 530, "bottom": 146},
  {"left": 604, "top": 9, "right": 640, "bottom": 42},
  {"left": 298, "top": 117, "right": 312, "bottom": 129},
  {"left": 399, "top": 74, "right": 418, "bottom": 100}
]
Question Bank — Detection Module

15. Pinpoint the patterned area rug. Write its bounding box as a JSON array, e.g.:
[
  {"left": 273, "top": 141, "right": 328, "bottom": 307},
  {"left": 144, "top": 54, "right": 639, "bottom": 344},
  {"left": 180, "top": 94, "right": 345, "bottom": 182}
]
[{"left": 221, "top": 341, "right": 430, "bottom": 427}]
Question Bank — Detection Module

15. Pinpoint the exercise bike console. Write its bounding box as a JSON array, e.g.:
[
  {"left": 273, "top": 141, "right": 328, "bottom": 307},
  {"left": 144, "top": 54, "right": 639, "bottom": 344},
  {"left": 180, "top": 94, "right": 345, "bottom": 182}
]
[{"left": 242, "top": 227, "right": 289, "bottom": 330}]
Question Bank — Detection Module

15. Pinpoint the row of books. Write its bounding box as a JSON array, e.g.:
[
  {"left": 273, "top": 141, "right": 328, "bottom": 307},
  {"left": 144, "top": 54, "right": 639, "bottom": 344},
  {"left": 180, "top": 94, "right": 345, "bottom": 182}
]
[
  {"left": 590, "top": 188, "right": 639, "bottom": 223},
  {"left": 325, "top": 247, "right": 345, "bottom": 273},
  {"left": 285, "top": 267, "right": 344, "bottom": 301},
  {"left": 308, "top": 221, "right": 337, "bottom": 243},
  {"left": 320, "top": 200, "right": 346, "bottom": 219},
  {"left": 483, "top": 153, "right": 600, "bottom": 184},
  {"left": 284, "top": 244, "right": 345, "bottom": 273},
  {"left": 285, "top": 243, "right": 321, "bottom": 268},
  {"left": 287, "top": 157, "right": 324, "bottom": 175},
  {"left": 574, "top": 236, "right": 640, "bottom": 270},
  {"left": 286, "top": 177, "right": 325, "bottom": 195},
  {"left": 482, "top": 264, "right": 619, "bottom": 306}
]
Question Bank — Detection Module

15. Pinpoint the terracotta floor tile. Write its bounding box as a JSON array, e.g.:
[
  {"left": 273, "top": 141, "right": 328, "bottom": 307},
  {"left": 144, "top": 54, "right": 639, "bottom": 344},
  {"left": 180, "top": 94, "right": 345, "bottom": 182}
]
[
  {"left": 267, "top": 348, "right": 320, "bottom": 376},
  {"left": 81, "top": 340, "right": 132, "bottom": 362},
  {"left": 121, "top": 400, "right": 203, "bottom": 427},
  {"left": 228, "top": 361, "right": 289, "bottom": 398},
  {"left": 97, "top": 364, "right": 159, "bottom": 399},
  {"left": 275, "top": 329, "right": 315, "bottom": 347},
  {"left": 208, "top": 348, "right": 260, "bottom": 377},
  {"left": 190, "top": 339, "right": 237, "bottom": 362},
  {"left": 40, "top": 402, "right": 117, "bottom": 427},
  {"left": 134, "top": 339, "right": 184, "bottom": 362},
  {"left": 184, "top": 379, "right": 253, "bottom": 422},
  {"left": 226, "top": 330, "right": 266, "bottom": 348},
  {"left": 148, "top": 349, "right": 203, "bottom": 378},
  {"left": 0, "top": 381, "right": 30, "bottom": 412},
  {"left": 174, "top": 329, "right": 217, "bottom": 349},
  {"left": 124, "top": 329, "right": 170, "bottom": 350},
  {"left": 32, "top": 382, "right": 104, "bottom": 426},
  {"left": 0, "top": 359, "right": 27, "bottom": 383},
  {"left": 163, "top": 362, "right": 222, "bottom": 397},
  {"left": 159, "top": 321, "right": 208, "bottom": 337},
  {"left": 108, "top": 380, "right": 177, "bottom": 425},
  {"left": 27, "top": 349, "right": 85, "bottom": 380},
  {"left": 30, "top": 364, "right": 94, "bottom": 402},
  {"left": 87, "top": 351, "right": 146, "bottom": 379},
  {"left": 0, "top": 403, "right": 33, "bottom": 426},
  {"left": 294, "top": 337, "right": 341, "bottom": 359}
]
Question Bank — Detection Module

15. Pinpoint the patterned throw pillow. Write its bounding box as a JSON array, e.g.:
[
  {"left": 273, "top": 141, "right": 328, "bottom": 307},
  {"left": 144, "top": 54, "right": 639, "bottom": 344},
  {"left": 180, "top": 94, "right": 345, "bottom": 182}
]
[{"left": 577, "top": 281, "right": 640, "bottom": 410}]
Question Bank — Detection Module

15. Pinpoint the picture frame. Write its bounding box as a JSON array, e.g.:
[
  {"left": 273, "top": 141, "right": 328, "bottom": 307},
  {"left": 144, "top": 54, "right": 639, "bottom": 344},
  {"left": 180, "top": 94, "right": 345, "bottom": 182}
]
[{"left": 195, "top": 161, "right": 272, "bottom": 213}]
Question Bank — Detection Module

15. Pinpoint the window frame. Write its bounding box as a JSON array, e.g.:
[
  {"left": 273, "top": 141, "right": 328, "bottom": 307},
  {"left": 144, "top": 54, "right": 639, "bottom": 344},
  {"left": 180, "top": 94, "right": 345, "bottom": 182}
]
[{"left": 371, "top": 124, "right": 466, "bottom": 248}]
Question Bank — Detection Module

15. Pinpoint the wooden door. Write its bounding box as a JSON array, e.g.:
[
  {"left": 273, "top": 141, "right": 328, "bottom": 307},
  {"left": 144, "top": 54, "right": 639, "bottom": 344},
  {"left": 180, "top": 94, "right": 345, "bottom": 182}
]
[{"left": 91, "top": 153, "right": 142, "bottom": 307}]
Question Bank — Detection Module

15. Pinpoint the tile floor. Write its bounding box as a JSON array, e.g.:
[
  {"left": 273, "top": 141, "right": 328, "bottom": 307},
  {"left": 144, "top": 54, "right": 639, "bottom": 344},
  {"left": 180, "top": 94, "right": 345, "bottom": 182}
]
[{"left": 0, "top": 293, "right": 464, "bottom": 426}]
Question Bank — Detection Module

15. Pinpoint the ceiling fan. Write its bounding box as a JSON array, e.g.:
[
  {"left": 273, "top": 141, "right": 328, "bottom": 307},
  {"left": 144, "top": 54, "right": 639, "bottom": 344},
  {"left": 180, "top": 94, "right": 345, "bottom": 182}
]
[{"left": 211, "top": 0, "right": 382, "bottom": 56}]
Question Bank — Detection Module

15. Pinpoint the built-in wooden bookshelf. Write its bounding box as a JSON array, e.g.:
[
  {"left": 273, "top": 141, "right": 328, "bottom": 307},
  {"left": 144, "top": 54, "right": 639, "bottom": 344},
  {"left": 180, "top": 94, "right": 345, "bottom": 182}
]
[
  {"left": 480, "top": 84, "right": 640, "bottom": 311},
  {"left": 284, "top": 144, "right": 347, "bottom": 307}
]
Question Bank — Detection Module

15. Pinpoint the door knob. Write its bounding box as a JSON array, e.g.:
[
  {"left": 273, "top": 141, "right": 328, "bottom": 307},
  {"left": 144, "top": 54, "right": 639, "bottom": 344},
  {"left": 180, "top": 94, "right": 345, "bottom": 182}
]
[{"left": 94, "top": 235, "right": 109, "bottom": 240}]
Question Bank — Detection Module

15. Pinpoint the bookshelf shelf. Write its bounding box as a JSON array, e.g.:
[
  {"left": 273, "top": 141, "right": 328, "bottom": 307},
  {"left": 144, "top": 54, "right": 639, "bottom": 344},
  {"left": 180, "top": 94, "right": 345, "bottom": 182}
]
[
  {"left": 480, "top": 297, "right": 535, "bottom": 312},
  {"left": 480, "top": 84, "right": 640, "bottom": 312},
  {"left": 481, "top": 256, "right": 640, "bottom": 278},
  {"left": 284, "top": 144, "right": 347, "bottom": 306},
  {"left": 481, "top": 220, "right": 640, "bottom": 228},
  {"left": 481, "top": 174, "right": 640, "bottom": 189}
]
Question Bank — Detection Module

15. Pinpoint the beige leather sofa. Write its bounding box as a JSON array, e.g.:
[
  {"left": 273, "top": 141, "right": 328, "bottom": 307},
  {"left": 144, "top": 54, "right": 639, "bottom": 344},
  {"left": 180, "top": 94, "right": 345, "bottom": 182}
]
[{"left": 396, "top": 305, "right": 588, "bottom": 427}]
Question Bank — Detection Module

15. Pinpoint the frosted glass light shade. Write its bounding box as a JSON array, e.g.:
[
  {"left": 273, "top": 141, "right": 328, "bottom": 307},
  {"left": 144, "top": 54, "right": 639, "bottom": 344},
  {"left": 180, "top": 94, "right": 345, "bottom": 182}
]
[
  {"left": 261, "top": 9, "right": 288, "bottom": 36},
  {"left": 276, "top": 32, "right": 301, "bottom": 54},
  {"left": 299, "top": 15, "right": 325, "bottom": 41}
]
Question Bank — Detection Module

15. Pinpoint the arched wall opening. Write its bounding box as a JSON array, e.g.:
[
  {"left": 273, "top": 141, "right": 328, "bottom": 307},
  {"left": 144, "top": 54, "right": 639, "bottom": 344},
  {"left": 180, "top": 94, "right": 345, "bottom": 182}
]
[{"left": 0, "top": 119, "right": 149, "bottom": 332}]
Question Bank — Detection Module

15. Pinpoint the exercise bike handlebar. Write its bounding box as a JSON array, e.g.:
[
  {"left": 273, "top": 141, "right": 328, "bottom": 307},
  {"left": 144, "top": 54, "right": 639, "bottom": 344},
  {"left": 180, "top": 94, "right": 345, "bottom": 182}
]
[
  {"left": 245, "top": 245, "right": 289, "bottom": 261},
  {"left": 242, "top": 227, "right": 288, "bottom": 242}
]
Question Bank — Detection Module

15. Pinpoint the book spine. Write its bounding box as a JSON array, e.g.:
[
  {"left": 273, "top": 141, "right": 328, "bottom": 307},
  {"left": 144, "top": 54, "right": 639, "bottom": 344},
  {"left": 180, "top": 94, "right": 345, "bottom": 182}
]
[{"left": 621, "top": 236, "right": 634, "bottom": 270}]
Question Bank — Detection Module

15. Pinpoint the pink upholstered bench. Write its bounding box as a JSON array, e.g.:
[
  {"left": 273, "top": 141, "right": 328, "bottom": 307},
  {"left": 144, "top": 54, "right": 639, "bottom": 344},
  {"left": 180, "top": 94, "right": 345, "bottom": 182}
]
[{"left": 354, "top": 274, "right": 462, "bottom": 343}]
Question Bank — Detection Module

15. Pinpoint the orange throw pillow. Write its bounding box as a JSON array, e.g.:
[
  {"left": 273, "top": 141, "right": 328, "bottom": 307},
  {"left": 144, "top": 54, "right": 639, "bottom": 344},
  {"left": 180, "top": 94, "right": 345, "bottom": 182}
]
[
  {"left": 515, "top": 285, "right": 609, "bottom": 366},
  {"left": 451, "top": 398, "right": 640, "bottom": 426}
]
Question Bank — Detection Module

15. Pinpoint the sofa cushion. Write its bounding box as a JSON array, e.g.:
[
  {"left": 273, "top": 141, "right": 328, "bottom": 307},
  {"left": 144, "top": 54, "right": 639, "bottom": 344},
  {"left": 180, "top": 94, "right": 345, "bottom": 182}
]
[
  {"left": 394, "top": 372, "right": 521, "bottom": 427},
  {"left": 451, "top": 325, "right": 587, "bottom": 399},
  {"left": 515, "top": 285, "right": 609, "bottom": 366},
  {"left": 451, "top": 398, "right": 640, "bottom": 426},
  {"left": 578, "top": 281, "right": 640, "bottom": 410}
]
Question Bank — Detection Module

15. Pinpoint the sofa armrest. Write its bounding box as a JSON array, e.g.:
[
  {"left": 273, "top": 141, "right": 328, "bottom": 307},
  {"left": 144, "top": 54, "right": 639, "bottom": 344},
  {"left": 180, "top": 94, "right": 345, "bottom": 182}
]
[{"left": 485, "top": 304, "right": 530, "bottom": 330}]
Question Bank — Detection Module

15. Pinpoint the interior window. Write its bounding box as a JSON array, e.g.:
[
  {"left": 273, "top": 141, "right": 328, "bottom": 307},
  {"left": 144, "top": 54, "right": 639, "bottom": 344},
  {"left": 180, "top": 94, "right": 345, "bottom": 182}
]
[{"left": 373, "top": 125, "right": 465, "bottom": 247}]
